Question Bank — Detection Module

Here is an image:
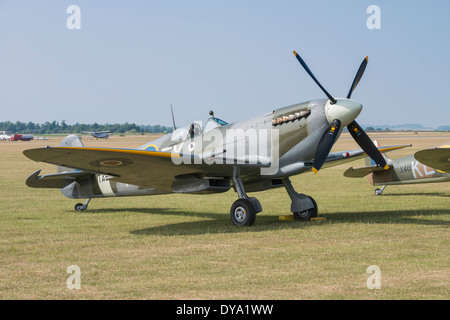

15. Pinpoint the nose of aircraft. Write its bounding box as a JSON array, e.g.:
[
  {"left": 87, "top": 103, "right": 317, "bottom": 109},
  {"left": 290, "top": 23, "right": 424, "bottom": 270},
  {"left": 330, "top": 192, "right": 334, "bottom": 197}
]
[{"left": 325, "top": 98, "right": 362, "bottom": 127}]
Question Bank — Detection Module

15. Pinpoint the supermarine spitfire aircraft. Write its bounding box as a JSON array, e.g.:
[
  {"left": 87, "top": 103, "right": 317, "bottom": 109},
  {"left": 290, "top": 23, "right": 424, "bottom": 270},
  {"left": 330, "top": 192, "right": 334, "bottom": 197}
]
[
  {"left": 345, "top": 142, "right": 450, "bottom": 195},
  {"left": 24, "top": 51, "right": 409, "bottom": 226}
]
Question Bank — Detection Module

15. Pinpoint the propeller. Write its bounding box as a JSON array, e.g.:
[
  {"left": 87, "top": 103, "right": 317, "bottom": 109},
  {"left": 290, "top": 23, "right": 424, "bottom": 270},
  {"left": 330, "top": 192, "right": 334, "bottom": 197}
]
[
  {"left": 312, "top": 119, "right": 341, "bottom": 174},
  {"left": 292, "top": 51, "right": 388, "bottom": 173}
]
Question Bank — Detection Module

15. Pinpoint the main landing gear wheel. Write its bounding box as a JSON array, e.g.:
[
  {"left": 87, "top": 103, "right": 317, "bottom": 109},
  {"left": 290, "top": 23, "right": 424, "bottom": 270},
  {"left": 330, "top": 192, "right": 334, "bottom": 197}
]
[
  {"left": 74, "top": 203, "right": 86, "bottom": 212},
  {"left": 230, "top": 199, "right": 256, "bottom": 227},
  {"left": 293, "top": 196, "right": 318, "bottom": 221}
]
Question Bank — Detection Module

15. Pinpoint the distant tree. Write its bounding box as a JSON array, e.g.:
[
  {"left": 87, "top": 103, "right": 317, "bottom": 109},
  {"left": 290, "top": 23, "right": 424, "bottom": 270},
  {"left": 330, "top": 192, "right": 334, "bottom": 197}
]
[{"left": 0, "top": 120, "right": 172, "bottom": 134}]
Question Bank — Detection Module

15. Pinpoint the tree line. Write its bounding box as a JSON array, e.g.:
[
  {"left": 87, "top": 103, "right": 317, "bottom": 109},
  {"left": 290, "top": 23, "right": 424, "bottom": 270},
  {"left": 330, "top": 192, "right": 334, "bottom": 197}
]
[{"left": 0, "top": 121, "right": 173, "bottom": 135}]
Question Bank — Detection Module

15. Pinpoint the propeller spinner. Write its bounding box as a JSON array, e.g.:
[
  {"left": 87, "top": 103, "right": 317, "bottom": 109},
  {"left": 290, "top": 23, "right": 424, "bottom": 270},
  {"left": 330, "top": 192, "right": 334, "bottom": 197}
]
[{"left": 292, "top": 51, "right": 388, "bottom": 173}]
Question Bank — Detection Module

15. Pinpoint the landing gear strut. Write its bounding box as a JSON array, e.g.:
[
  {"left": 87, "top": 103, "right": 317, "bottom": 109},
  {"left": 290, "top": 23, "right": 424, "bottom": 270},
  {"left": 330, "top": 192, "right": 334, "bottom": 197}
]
[
  {"left": 74, "top": 198, "right": 91, "bottom": 212},
  {"left": 230, "top": 167, "right": 262, "bottom": 226},
  {"left": 374, "top": 185, "right": 386, "bottom": 196},
  {"left": 282, "top": 178, "right": 318, "bottom": 221}
]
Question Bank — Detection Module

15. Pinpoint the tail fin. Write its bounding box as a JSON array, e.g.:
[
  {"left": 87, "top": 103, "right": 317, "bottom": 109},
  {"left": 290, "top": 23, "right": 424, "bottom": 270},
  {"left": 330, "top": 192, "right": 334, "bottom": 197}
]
[
  {"left": 365, "top": 140, "right": 391, "bottom": 166},
  {"left": 57, "top": 134, "right": 84, "bottom": 173}
]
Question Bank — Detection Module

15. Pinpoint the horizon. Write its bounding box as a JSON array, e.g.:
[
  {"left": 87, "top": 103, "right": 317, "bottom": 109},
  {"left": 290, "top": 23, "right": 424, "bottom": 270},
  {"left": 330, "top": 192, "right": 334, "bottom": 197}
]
[{"left": 1, "top": 119, "right": 449, "bottom": 134}]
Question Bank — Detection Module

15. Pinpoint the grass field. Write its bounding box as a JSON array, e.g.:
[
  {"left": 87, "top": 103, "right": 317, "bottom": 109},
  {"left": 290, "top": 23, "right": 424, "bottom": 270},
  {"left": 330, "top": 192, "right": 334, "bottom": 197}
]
[{"left": 0, "top": 132, "right": 449, "bottom": 299}]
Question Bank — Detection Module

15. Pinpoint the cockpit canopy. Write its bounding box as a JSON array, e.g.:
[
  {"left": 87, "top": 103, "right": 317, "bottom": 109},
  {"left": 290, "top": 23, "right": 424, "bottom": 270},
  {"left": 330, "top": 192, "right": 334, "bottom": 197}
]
[
  {"left": 171, "top": 117, "right": 228, "bottom": 144},
  {"left": 203, "top": 117, "right": 228, "bottom": 133}
]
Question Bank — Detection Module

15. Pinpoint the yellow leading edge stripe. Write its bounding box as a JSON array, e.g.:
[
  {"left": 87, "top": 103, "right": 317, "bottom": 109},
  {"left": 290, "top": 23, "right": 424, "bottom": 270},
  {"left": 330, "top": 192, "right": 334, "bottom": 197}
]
[
  {"left": 58, "top": 147, "right": 180, "bottom": 158},
  {"left": 59, "top": 145, "right": 407, "bottom": 167}
]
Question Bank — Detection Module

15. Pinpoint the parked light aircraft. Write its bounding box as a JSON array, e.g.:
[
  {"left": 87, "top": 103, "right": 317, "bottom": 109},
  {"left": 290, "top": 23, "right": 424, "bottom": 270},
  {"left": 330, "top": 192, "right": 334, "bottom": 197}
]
[
  {"left": 84, "top": 131, "right": 111, "bottom": 139},
  {"left": 23, "top": 51, "right": 409, "bottom": 226},
  {"left": 344, "top": 142, "right": 450, "bottom": 195},
  {"left": 0, "top": 134, "right": 11, "bottom": 141}
]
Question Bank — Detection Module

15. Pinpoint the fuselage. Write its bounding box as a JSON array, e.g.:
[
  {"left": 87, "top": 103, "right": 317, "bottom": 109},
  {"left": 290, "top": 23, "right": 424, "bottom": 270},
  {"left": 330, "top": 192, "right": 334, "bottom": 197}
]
[
  {"left": 369, "top": 154, "right": 450, "bottom": 186},
  {"left": 138, "top": 98, "right": 361, "bottom": 177}
]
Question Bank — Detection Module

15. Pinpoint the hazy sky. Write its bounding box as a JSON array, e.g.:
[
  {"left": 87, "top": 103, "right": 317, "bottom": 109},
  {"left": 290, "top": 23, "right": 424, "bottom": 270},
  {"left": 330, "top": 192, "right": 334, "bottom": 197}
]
[{"left": 0, "top": 0, "right": 449, "bottom": 128}]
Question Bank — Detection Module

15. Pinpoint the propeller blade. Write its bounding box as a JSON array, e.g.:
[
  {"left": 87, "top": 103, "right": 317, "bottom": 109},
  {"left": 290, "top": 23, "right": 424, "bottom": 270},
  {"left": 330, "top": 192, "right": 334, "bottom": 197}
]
[
  {"left": 312, "top": 119, "right": 341, "bottom": 174},
  {"left": 293, "top": 51, "right": 337, "bottom": 104},
  {"left": 347, "top": 120, "right": 389, "bottom": 169},
  {"left": 347, "top": 56, "right": 368, "bottom": 99}
]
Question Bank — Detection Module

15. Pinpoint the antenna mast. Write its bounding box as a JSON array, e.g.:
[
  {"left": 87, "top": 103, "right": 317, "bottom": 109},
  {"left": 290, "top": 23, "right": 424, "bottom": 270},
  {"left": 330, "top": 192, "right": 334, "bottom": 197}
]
[{"left": 170, "top": 103, "right": 176, "bottom": 131}]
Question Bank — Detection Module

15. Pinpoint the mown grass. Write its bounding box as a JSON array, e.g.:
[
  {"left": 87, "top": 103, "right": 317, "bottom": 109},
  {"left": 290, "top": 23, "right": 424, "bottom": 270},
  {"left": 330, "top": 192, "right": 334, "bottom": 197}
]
[{"left": 0, "top": 133, "right": 449, "bottom": 299}]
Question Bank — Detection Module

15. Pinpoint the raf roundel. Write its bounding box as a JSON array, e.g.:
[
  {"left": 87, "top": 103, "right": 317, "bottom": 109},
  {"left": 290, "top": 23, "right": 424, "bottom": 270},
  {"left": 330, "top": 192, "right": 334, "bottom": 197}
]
[
  {"left": 144, "top": 144, "right": 158, "bottom": 152},
  {"left": 100, "top": 160, "right": 123, "bottom": 167}
]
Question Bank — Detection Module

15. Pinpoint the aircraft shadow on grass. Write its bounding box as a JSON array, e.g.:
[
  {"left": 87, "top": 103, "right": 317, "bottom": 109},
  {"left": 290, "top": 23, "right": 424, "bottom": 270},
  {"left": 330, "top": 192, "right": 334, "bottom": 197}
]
[{"left": 89, "top": 207, "right": 450, "bottom": 236}]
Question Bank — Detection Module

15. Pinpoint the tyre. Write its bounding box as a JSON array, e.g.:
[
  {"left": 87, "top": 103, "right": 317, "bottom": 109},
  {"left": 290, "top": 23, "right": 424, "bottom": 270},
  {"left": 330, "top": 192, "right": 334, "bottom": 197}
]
[
  {"left": 230, "top": 199, "right": 256, "bottom": 226},
  {"left": 293, "top": 196, "right": 318, "bottom": 221},
  {"left": 75, "top": 203, "right": 85, "bottom": 212}
]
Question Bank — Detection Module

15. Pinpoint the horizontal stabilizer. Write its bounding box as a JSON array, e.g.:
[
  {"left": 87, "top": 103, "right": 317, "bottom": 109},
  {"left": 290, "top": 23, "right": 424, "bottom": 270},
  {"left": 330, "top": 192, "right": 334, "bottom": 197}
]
[
  {"left": 344, "top": 165, "right": 391, "bottom": 178},
  {"left": 414, "top": 147, "right": 450, "bottom": 172},
  {"left": 26, "top": 169, "right": 93, "bottom": 188}
]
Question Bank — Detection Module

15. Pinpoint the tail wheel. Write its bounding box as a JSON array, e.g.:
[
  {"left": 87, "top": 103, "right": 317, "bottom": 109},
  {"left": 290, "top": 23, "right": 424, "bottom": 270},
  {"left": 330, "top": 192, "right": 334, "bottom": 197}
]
[
  {"left": 293, "top": 196, "right": 318, "bottom": 221},
  {"left": 230, "top": 199, "right": 256, "bottom": 226}
]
